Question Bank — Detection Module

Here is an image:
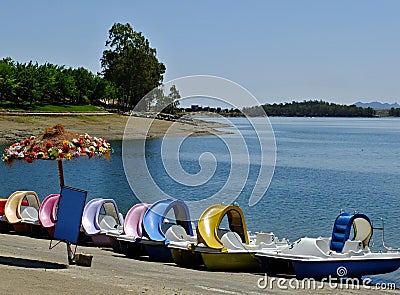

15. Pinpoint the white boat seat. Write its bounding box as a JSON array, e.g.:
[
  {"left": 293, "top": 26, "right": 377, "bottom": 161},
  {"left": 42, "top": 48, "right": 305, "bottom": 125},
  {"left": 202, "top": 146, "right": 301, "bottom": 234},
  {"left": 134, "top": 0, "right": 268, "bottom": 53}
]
[
  {"left": 21, "top": 206, "right": 39, "bottom": 221},
  {"left": 256, "top": 232, "right": 275, "bottom": 245},
  {"left": 117, "top": 234, "right": 140, "bottom": 242},
  {"left": 106, "top": 228, "right": 123, "bottom": 236},
  {"left": 165, "top": 225, "right": 191, "bottom": 242},
  {"left": 161, "top": 222, "right": 174, "bottom": 234},
  {"left": 99, "top": 215, "right": 117, "bottom": 231},
  {"left": 316, "top": 238, "right": 330, "bottom": 254},
  {"left": 221, "top": 231, "right": 246, "bottom": 250},
  {"left": 330, "top": 252, "right": 350, "bottom": 258},
  {"left": 258, "top": 241, "right": 277, "bottom": 249},
  {"left": 342, "top": 240, "right": 363, "bottom": 253},
  {"left": 217, "top": 228, "right": 230, "bottom": 239}
]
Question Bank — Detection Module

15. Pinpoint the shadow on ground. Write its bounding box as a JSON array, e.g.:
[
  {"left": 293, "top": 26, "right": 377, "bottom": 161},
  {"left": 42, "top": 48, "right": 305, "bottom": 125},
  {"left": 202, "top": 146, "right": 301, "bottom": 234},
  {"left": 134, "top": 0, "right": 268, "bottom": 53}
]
[{"left": 0, "top": 255, "right": 67, "bottom": 269}]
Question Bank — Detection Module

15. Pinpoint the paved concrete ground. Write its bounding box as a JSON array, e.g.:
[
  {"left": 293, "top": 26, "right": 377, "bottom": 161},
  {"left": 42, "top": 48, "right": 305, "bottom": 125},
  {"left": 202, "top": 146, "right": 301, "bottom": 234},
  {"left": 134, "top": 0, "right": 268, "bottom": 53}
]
[{"left": 0, "top": 232, "right": 398, "bottom": 295}]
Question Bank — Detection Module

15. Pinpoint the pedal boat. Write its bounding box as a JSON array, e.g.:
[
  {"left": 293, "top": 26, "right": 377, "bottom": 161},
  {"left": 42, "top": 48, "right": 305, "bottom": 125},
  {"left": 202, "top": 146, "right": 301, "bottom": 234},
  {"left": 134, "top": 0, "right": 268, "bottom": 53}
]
[
  {"left": 81, "top": 198, "right": 124, "bottom": 247},
  {"left": 256, "top": 212, "right": 400, "bottom": 279},
  {"left": 111, "top": 203, "right": 150, "bottom": 256},
  {"left": 169, "top": 204, "right": 289, "bottom": 271},
  {"left": 38, "top": 194, "right": 60, "bottom": 237},
  {"left": 1, "top": 191, "right": 42, "bottom": 235},
  {"left": 138, "top": 199, "right": 194, "bottom": 262}
]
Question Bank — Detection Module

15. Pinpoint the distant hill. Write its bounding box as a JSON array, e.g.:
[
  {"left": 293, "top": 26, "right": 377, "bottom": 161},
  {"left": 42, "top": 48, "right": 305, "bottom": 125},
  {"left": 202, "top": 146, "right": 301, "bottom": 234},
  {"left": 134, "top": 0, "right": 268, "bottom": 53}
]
[{"left": 354, "top": 101, "right": 400, "bottom": 110}]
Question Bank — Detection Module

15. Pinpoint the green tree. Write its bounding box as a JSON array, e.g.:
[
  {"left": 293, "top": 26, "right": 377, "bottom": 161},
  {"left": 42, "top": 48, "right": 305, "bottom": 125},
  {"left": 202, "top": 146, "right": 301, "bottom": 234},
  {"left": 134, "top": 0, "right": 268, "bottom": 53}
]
[
  {"left": 0, "top": 58, "right": 19, "bottom": 105},
  {"left": 101, "top": 22, "right": 166, "bottom": 112},
  {"left": 155, "top": 85, "right": 181, "bottom": 114}
]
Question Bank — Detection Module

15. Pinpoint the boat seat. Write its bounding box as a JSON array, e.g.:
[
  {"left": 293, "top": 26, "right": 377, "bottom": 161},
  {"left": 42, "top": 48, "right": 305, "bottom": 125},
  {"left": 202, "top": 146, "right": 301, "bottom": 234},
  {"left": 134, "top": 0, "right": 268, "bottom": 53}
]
[
  {"left": 165, "top": 225, "right": 190, "bottom": 242},
  {"left": 217, "top": 228, "right": 230, "bottom": 239},
  {"left": 256, "top": 232, "right": 275, "bottom": 245},
  {"left": 161, "top": 222, "right": 174, "bottom": 234},
  {"left": 316, "top": 237, "right": 330, "bottom": 254},
  {"left": 221, "top": 231, "right": 246, "bottom": 250},
  {"left": 342, "top": 240, "right": 363, "bottom": 253},
  {"left": 330, "top": 252, "right": 350, "bottom": 258},
  {"left": 21, "top": 206, "right": 38, "bottom": 220},
  {"left": 99, "top": 215, "right": 117, "bottom": 231}
]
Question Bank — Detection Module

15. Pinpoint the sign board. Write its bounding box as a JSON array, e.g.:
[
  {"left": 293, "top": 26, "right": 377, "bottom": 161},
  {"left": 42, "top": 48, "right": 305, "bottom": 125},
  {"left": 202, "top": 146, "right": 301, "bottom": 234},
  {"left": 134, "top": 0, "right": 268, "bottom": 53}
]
[{"left": 53, "top": 186, "right": 87, "bottom": 244}]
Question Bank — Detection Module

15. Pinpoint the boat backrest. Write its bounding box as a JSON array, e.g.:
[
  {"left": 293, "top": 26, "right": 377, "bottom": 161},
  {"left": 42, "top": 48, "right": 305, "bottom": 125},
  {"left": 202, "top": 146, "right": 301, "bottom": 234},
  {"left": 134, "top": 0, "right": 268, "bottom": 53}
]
[
  {"left": 124, "top": 203, "right": 150, "bottom": 237},
  {"left": 330, "top": 212, "right": 372, "bottom": 252},
  {"left": 38, "top": 194, "right": 60, "bottom": 228},
  {"left": 330, "top": 212, "right": 353, "bottom": 252},
  {"left": 255, "top": 232, "right": 274, "bottom": 245},
  {"left": 5, "top": 191, "right": 40, "bottom": 224},
  {"left": 353, "top": 215, "right": 372, "bottom": 248},
  {"left": 99, "top": 215, "right": 117, "bottom": 231},
  {"left": 165, "top": 224, "right": 190, "bottom": 242},
  {"left": 20, "top": 206, "right": 38, "bottom": 220},
  {"left": 221, "top": 231, "right": 246, "bottom": 250},
  {"left": 102, "top": 201, "right": 124, "bottom": 226},
  {"left": 82, "top": 198, "right": 103, "bottom": 235},
  {"left": 4, "top": 192, "right": 23, "bottom": 223}
]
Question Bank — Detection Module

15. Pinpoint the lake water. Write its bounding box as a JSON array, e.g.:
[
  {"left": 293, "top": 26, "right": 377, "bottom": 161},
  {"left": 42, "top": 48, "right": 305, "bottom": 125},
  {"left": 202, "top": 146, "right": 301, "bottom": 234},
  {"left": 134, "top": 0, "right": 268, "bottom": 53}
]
[{"left": 1, "top": 116, "right": 399, "bottom": 286}]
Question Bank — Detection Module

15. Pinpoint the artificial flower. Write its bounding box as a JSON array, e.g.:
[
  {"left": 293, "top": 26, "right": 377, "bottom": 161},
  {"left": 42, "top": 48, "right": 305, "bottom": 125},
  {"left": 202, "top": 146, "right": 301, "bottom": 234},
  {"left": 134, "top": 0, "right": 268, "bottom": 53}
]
[{"left": 33, "top": 145, "right": 41, "bottom": 153}]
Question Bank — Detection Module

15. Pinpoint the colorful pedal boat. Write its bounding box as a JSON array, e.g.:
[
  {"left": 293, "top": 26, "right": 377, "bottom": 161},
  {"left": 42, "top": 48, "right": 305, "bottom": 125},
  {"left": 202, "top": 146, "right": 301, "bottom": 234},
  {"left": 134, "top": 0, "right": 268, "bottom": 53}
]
[
  {"left": 134, "top": 199, "right": 194, "bottom": 262},
  {"left": 256, "top": 212, "right": 400, "bottom": 279},
  {"left": 81, "top": 198, "right": 124, "bottom": 247},
  {"left": 1, "top": 191, "right": 42, "bottom": 235},
  {"left": 169, "top": 204, "right": 289, "bottom": 271},
  {"left": 0, "top": 197, "right": 28, "bottom": 231},
  {"left": 113, "top": 203, "right": 150, "bottom": 257},
  {"left": 38, "top": 194, "right": 60, "bottom": 237}
]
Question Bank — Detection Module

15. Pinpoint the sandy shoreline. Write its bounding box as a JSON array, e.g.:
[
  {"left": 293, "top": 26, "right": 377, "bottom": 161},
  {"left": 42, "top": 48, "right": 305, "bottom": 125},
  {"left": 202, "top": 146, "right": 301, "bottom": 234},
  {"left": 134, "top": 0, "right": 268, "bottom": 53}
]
[
  {"left": 0, "top": 233, "right": 398, "bottom": 295},
  {"left": 0, "top": 114, "right": 229, "bottom": 145}
]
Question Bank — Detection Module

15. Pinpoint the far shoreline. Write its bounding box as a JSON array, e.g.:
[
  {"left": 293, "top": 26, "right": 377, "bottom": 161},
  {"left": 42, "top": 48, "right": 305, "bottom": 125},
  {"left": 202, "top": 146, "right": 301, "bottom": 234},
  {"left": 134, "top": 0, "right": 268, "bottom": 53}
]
[{"left": 0, "top": 113, "right": 230, "bottom": 146}]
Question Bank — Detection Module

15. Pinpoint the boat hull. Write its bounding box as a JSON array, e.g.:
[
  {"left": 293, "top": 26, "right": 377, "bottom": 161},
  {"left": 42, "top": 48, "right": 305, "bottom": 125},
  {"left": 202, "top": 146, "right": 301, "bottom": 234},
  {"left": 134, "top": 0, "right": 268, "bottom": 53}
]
[
  {"left": 258, "top": 255, "right": 400, "bottom": 279},
  {"left": 293, "top": 258, "right": 400, "bottom": 279},
  {"left": 258, "top": 256, "right": 295, "bottom": 276},
  {"left": 91, "top": 234, "right": 118, "bottom": 248},
  {"left": 12, "top": 222, "right": 46, "bottom": 237},
  {"left": 118, "top": 240, "right": 147, "bottom": 258},
  {"left": 170, "top": 248, "right": 203, "bottom": 267},
  {"left": 144, "top": 243, "right": 173, "bottom": 262},
  {"left": 201, "top": 252, "right": 261, "bottom": 271}
]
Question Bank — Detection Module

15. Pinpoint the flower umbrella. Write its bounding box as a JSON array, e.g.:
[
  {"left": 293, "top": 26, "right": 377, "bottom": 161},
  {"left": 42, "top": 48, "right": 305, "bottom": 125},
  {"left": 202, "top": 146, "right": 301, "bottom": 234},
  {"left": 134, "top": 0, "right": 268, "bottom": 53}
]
[
  {"left": 2, "top": 123, "right": 111, "bottom": 188},
  {"left": 2, "top": 123, "right": 112, "bottom": 264}
]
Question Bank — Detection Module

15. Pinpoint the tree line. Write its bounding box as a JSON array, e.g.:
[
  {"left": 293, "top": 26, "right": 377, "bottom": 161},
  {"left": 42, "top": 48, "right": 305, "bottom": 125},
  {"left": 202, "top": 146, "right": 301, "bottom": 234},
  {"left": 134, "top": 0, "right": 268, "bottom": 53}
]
[
  {"left": 388, "top": 108, "right": 400, "bottom": 117},
  {"left": 243, "top": 100, "right": 375, "bottom": 117},
  {"left": 0, "top": 57, "right": 119, "bottom": 107},
  {"left": 0, "top": 22, "right": 167, "bottom": 112}
]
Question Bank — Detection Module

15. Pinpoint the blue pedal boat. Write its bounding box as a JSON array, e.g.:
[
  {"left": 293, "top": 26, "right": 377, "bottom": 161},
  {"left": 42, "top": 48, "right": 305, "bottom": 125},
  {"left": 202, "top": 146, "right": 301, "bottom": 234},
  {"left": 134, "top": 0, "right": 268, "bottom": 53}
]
[
  {"left": 256, "top": 212, "right": 400, "bottom": 279},
  {"left": 140, "top": 199, "right": 194, "bottom": 262}
]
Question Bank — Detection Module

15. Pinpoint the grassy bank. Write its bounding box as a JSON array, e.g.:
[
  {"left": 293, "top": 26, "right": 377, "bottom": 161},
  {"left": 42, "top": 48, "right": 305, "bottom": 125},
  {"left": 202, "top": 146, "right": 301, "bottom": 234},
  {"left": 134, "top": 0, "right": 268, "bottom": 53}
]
[{"left": 1, "top": 102, "right": 103, "bottom": 113}]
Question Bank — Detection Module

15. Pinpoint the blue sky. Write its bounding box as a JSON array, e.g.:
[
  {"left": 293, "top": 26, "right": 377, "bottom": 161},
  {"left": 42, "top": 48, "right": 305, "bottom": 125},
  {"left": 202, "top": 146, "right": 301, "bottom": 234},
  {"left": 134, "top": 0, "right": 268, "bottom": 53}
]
[{"left": 1, "top": 1, "right": 400, "bottom": 105}]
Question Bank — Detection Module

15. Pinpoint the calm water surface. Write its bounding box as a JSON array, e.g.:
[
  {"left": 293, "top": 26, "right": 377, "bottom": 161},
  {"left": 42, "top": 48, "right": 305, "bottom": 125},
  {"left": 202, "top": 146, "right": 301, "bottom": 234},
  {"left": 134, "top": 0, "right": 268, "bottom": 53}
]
[{"left": 1, "top": 117, "right": 399, "bottom": 285}]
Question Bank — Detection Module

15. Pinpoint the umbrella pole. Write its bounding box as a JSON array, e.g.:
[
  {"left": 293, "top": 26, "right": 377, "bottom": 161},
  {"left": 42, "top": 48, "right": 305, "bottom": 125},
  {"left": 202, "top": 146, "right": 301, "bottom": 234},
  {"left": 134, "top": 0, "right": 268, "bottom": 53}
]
[
  {"left": 57, "top": 159, "right": 74, "bottom": 265},
  {"left": 58, "top": 159, "right": 65, "bottom": 188}
]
